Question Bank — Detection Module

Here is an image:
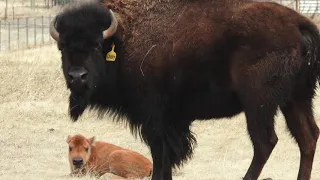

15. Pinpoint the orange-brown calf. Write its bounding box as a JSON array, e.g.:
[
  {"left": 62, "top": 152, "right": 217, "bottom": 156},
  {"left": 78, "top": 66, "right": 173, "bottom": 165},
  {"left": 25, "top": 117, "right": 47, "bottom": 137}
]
[{"left": 66, "top": 134, "right": 153, "bottom": 179}]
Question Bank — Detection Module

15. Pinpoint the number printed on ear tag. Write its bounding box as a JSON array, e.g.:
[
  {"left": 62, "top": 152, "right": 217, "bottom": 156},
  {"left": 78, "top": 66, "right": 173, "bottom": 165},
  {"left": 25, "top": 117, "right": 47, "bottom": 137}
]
[{"left": 106, "top": 43, "right": 116, "bottom": 62}]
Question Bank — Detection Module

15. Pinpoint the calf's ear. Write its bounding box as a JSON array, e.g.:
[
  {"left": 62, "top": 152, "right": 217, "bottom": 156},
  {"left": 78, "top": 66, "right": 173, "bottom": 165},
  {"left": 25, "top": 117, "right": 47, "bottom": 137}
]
[
  {"left": 88, "top": 136, "right": 96, "bottom": 146},
  {"left": 66, "top": 135, "right": 72, "bottom": 143}
]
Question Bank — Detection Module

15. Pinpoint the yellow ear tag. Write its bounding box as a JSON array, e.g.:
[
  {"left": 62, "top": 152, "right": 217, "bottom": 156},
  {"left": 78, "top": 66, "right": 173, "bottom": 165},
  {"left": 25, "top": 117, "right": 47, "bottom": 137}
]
[{"left": 106, "top": 43, "right": 116, "bottom": 62}]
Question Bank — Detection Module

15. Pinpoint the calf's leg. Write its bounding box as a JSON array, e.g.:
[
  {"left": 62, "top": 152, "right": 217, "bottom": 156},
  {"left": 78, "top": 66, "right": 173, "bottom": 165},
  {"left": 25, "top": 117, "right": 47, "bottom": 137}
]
[
  {"left": 280, "top": 99, "right": 319, "bottom": 180},
  {"left": 100, "top": 172, "right": 125, "bottom": 179},
  {"left": 107, "top": 150, "right": 152, "bottom": 179}
]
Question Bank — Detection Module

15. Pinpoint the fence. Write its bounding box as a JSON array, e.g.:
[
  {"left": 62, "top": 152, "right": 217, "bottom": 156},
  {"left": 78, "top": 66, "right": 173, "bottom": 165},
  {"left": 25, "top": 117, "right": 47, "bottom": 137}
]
[
  {"left": 0, "top": 16, "right": 54, "bottom": 51},
  {"left": 1, "top": 0, "right": 320, "bottom": 52},
  {"left": 273, "top": 0, "right": 320, "bottom": 14}
]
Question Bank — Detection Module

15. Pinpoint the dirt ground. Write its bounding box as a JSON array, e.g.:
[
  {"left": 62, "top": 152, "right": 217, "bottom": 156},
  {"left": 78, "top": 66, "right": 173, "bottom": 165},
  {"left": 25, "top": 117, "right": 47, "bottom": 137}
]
[{"left": 0, "top": 45, "right": 319, "bottom": 180}]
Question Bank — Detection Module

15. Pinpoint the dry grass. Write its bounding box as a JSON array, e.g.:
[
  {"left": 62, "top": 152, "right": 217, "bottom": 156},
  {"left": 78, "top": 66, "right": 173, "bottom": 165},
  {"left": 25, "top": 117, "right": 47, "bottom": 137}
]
[
  {"left": 0, "top": 44, "right": 319, "bottom": 180},
  {"left": 0, "top": 0, "right": 58, "bottom": 19}
]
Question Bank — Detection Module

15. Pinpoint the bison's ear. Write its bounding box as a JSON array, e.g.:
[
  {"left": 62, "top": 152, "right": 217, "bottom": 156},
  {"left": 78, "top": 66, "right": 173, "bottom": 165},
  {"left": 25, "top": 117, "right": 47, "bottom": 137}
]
[
  {"left": 66, "top": 135, "right": 72, "bottom": 143},
  {"left": 101, "top": 1, "right": 115, "bottom": 10},
  {"left": 88, "top": 136, "right": 96, "bottom": 146}
]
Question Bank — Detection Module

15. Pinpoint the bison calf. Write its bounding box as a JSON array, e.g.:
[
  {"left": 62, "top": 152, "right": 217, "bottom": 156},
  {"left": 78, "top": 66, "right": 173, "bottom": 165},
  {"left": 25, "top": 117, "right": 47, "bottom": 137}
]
[{"left": 66, "top": 134, "right": 153, "bottom": 179}]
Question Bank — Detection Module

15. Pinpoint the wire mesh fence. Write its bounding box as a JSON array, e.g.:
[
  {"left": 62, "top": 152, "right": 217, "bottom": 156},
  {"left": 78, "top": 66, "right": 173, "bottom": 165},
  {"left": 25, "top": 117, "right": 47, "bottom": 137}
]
[
  {"left": 1, "top": 0, "right": 320, "bottom": 52},
  {"left": 298, "top": 0, "right": 320, "bottom": 14},
  {"left": 272, "top": 0, "right": 320, "bottom": 14},
  {"left": 0, "top": 16, "right": 54, "bottom": 51}
]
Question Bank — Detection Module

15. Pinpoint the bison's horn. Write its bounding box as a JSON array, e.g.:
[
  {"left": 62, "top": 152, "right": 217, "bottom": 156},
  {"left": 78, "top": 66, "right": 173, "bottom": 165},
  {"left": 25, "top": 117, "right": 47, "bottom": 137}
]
[
  {"left": 102, "top": 9, "right": 118, "bottom": 39},
  {"left": 49, "top": 16, "right": 60, "bottom": 42}
]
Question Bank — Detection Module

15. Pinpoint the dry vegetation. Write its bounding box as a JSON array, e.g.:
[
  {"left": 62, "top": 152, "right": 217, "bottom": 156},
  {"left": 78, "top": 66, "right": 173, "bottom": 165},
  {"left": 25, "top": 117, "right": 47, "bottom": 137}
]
[
  {"left": 0, "top": 0, "right": 58, "bottom": 19},
  {"left": 0, "top": 42, "right": 319, "bottom": 180}
]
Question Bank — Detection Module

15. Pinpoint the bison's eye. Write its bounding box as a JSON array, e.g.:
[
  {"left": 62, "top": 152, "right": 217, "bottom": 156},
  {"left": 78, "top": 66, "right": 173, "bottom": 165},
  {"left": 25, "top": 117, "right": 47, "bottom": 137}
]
[
  {"left": 85, "top": 147, "right": 89, "bottom": 152},
  {"left": 58, "top": 42, "right": 65, "bottom": 52},
  {"left": 69, "top": 147, "right": 72, "bottom": 151}
]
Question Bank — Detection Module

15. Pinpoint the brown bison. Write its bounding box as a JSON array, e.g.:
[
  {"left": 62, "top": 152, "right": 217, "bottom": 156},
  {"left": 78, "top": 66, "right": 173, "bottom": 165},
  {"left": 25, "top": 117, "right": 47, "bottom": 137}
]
[
  {"left": 50, "top": 0, "right": 320, "bottom": 179},
  {"left": 67, "top": 134, "right": 153, "bottom": 179}
]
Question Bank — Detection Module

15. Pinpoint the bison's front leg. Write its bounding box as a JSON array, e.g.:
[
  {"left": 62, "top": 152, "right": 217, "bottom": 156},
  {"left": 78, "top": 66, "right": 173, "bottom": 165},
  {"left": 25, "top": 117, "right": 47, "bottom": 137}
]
[
  {"left": 148, "top": 137, "right": 172, "bottom": 180},
  {"left": 140, "top": 123, "right": 173, "bottom": 180},
  {"left": 139, "top": 112, "right": 196, "bottom": 180}
]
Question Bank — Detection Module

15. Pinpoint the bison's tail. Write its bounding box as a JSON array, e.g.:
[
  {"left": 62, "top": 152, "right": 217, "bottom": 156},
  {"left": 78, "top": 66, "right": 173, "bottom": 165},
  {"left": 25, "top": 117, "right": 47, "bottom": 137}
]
[{"left": 299, "top": 20, "right": 320, "bottom": 86}]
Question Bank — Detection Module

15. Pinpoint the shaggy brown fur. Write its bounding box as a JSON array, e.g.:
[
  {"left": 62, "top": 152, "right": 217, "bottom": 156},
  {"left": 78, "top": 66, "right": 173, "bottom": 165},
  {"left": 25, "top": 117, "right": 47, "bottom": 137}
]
[
  {"left": 50, "top": 0, "right": 320, "bottom": 180},
  {"left": 67, "top": 134, "right": 153, "bottom": 179},
  {"left": 100, "top": 0, "right": 252, "bottom": 71}
]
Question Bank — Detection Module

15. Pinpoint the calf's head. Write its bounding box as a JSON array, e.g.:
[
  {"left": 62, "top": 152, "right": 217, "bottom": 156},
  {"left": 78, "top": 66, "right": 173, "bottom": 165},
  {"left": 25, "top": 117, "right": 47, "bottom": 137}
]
[
  {"left": 49, "top": 3, "right": 118, "bottom": 120},
  {"left": 66, "top": 134, "right": 96, "bottom": 173}
]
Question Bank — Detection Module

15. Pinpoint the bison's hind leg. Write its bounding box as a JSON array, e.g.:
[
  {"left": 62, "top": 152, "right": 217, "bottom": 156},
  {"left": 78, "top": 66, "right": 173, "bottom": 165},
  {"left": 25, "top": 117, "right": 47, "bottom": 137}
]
[
  {"left": 241, "top": 99, "right": 279, "bottom": 180},
  {"left": 232, "top": 53, "right": 300, "bottom": 179},
  {"left": 231, "top": 44, "right": 312, "bottom": 179},
  {"left": 280, "top": 94, "right": 319, "bottom": 180},
  {"left": 234, "top": 80, "right": 282, "bottom": 179}
]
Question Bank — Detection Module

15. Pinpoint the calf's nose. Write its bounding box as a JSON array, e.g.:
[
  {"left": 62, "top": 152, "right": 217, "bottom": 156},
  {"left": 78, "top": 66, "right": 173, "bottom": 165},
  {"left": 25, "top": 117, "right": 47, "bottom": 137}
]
[
  {"left": 68, "top": 67, "right": 88, "bottom": 82},
  {"left": 72, "top": 158, "right": 83, "bottom": 166}
]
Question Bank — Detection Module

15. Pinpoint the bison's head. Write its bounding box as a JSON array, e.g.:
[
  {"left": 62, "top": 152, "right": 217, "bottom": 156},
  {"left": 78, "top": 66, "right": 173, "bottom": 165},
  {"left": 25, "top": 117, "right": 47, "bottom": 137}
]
[
  {"left": 49, "top": 2, "right": 119, "bottom": 121},
  {"left": 66, "top": 134, "right": 96, "bottom": 174}
]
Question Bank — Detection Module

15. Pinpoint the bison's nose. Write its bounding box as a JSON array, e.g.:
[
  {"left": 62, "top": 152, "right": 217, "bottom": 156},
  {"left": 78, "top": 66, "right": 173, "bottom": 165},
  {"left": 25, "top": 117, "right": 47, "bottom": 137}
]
[
  {"left": 72, "top": 158, "right": 83, "bottom": 166},
  {"left": 68, "top": 67, "right": 88, "bottom": 83}
]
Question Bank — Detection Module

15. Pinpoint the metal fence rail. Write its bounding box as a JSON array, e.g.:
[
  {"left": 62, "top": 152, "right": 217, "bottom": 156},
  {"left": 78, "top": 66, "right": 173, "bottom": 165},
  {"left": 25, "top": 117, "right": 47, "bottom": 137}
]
[
  {"left": 1, "top": 0, "right": 320, "bottom": 52},
  {"left": 272, "top": 0, "right": 320, "bottom": 13},
  {"left": 0, "top": 16, "right": 54, "bottom": 51}
]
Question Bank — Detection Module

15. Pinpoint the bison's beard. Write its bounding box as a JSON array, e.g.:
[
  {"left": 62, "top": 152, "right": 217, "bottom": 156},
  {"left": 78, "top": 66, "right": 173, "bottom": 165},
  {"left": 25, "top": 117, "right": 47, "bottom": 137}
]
[{"left": 69, "top": 93, "right": 89, "bottom": 121}]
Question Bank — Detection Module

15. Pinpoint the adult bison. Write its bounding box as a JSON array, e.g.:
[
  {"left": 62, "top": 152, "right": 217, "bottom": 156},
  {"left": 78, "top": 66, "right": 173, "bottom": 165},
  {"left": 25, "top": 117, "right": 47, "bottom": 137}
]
[{"left": 49, "top": 0, "right": 320, "bottom": 179}]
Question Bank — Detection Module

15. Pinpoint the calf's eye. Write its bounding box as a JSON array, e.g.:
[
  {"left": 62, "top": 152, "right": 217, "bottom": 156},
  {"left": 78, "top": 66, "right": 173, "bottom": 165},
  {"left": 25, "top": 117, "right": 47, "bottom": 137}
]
[
  {"left": 69, "top": 147, "right": 72, "bottom": 151},
  {"left": 85, "top": 148, "right": 89, "bottom": 152}
]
